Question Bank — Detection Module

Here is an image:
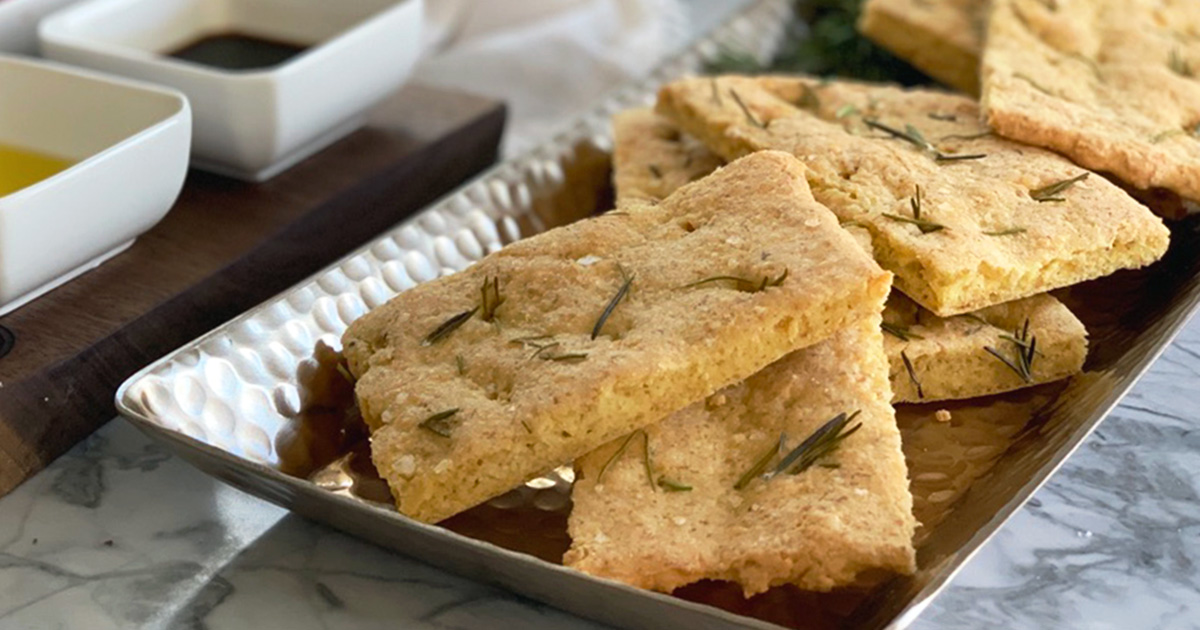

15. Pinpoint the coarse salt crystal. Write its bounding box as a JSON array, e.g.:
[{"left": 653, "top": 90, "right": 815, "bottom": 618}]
[
  {"left": 576, "top": 255, "right": 603, "bottom": 266},
  {"left": 396, "top": 455, "right": 416, "bottom": 477},
  {"left": 434, "top": 459, "right": 452, "bottom": 474},
  {"left": 673, "top": 516, "right": 688, "bottom": 526}
]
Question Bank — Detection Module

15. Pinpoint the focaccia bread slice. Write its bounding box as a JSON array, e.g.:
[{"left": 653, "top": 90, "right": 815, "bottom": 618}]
[
  {"left": 343, "top": 150, "right": 892, "bottom": 523},
  {"left": 884, "top": 292, "right": 1087, "bottom": 403},
  {"left": 611, "top": 107, "right": 723, "bottom": 202},
  {"left": 566, "top": 310, "right": 916, "bottom": 596},
  {"left": 656, "top": 75, "right": 1169, "bottom": 317},
  {"left": 859, "top": 0, "right": 985, "bottom": 94},
  {"left": 614, "top": 110, "right": 1090, "bottom": 403},
  {"left": 981, "top": 0, "right": 1200, "bottom": 202}
]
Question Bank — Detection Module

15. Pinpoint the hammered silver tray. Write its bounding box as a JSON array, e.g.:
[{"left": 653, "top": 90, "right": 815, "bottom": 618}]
[{"left": 115, "top": 1, "right": 1200, "bottom": 628}]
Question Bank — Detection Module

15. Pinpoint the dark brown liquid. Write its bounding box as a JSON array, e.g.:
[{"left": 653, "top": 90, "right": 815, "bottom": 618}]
[{"left": 168, "top": 32, "right": 308, "bottom": 71}]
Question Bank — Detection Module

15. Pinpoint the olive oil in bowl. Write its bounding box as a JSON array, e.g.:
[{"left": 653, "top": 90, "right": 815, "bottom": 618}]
[
  {"left": 168, "top": 33, "right": 309, "bottom": 71},
  {"left": 0, "top": 143, "right": 73, "bottom": 197}
]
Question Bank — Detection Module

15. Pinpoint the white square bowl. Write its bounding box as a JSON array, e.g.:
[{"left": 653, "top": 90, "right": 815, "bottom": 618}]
[
  {"left": 40, "top": 0, "right": 423, "bottom": 182},
  {"left": 0, "top": 0, "right": 83, "bottom": 55},
  {"left": 0, "top": 55, "right": 190, "bottom": 315}
]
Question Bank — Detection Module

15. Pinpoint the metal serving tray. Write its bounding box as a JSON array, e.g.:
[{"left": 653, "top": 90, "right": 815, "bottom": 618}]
[{"left": 116, "top": 1, "right": 1200, "bottom": 628}]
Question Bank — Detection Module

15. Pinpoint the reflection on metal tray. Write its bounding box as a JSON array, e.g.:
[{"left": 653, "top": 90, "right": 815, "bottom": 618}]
[{"left": 115, "top": 1, "right": 1200, "bottom": 628}]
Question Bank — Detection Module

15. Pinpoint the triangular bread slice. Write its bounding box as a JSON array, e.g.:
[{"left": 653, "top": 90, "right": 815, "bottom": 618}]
[
  {"left": 344, "top": 150, "right": 891, "bottom": 523},
  {"left": 566, "top": 310, "right": 917, "bottom": 595},
  {"left": 612, "top": 107, "right": 1089, "bottom": 404},
  {"left": 655, "top": 75, "right": 1169, "bottom": 317}
]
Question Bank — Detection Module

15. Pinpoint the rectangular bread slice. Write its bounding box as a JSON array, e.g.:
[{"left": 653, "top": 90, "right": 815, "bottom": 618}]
[
  {"left": 343, "top": 150, "right": 892, "bottom": 523},
  {"left": 565, "top": 310, "right": 917, "bottom": 596},
  {"left": 981, "top": 0, "right": 1200, "bottom": 202},
  {"left": 656, "top": 75, "right": 1170, "bottom": 317},
  {"left": 614, "top": 108, "right": 1089, "bottom": 403},
  {"left": 859, "top": 0, "right": 984, "bottom": 94},
  {"left": 884, "top": 292, "right": 1087, "bottom": 403}
]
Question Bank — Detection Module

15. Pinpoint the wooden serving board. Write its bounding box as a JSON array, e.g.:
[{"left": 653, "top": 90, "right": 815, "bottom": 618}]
[{"left": 0, "top": 84, "right": 507, "bottom": 497}]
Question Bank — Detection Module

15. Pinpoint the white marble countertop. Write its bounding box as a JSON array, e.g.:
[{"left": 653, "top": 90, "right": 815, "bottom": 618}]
[{"left": 2, "top": 316, "right": 1196, "bottom": 630}]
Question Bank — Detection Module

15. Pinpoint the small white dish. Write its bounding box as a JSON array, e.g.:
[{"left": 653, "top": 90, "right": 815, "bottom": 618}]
[
  {"left": 0, "top": 0, "right": 83, "bottom": 55},
  {"left": 40, "top": 0, "right": 424, "bottom": 182},
  {"left": 0, "top": 55, "right": 190, "bottom": 315}
]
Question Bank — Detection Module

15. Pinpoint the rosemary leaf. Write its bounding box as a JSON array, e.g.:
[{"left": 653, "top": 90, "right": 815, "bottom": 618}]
[
  {"left": 455, "top": 354, "right": 465, "bottom": 375},
  {"left": 684, "top": 269, "right": 788, "bottom": 292},
  {"left": 657, "top": 477, "right": 693, "bottom": 492},
  {"left": 591, "top": 267, "right": 634, "bottom": 340},
  {"left": 984, "top": 345, "right": 1032, "bottom": 382},
  {"left": 597, "top": 431, "right": 639, "bottom": 483},
  {"left": 649, "top": 164, "right": 663, "bottom": 179},
  {"left": 729, "top": 89, "right": 766, "bottom": 128},
  {"left": 901, "top": 350, "right": 924, "bottom": 399},
  {"left": 983, "top": 227, "right": 1028, "bottom": 236},
  {"left": 1031, "top": 173, "right": 1088, "bottom": 202},
  {"left": 543, "top": 352, "right": 589, "bottom": 363},
  {"left": 710, "top": 78, "right": 722, "bottom": 105},
  {"left": 1170, "top": 49, "right": 1194, "bottom": 78},
  {"left": 881, "top": 322, "right": 924, "bottom": 342},
  {"left": 796, "top": 84, "right": 821, "bottom": 111},
  {"left": 480, "top": 276, "right": 504, "bottom": 323},
  {"left": 520, "top": 419, "right": 533, "bottom": 433},
  {"left": 927, "top": 112, "right": 957, "bottom": 122},
  {"left": 910, "top": 184, "right": 923, "bottom": 220},
  {"left": 422, "top": 307, "right": 478, "bottom": 346},
  {"left": 835, "top": 104, "right": 860, "bottom": 119},
  {"left": 419, "top": 409, "right": 461, "bottom": 438},
  {"left": 734, "top": 433, "right": 785, "bottom": 490},
  {"left": 865, "top": 118, "right": 985, "bottom": 162},
  {"left": 882, "top": 212, "right": 945, "bottom": 234},
  {"left": 770, "top": 411, "right": 862, "bottom": 478},
  {"left": 641, "top": 431, "right": 656, "bottom": 492}
]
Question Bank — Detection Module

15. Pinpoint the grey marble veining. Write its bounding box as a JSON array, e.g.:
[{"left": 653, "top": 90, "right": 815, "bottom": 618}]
[{"left": 1, "top": 316, "right": 1197, "bottom": 630}]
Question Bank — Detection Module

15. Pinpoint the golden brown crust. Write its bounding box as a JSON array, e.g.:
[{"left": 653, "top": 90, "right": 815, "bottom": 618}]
[
  {"left": 344, "top": 150, "right": 891, "bottom": 523},
  {"left": 981, "top": 0, "right": 1200, "bottom": 201},
  {"left": 566, "top": 312, "right": 916, "bottom": 596},
  {"left": 656, "top": 75, "right": 1170, "bottom": 317},
  {"left": 859, "top": 0, "right": 985, "bottom": 94},
  {"left": 611, "top": 108, "right": 723, "bottom": 203},
  {"left": 884, "top": 293, "right": 1087, "bottom": 403}
]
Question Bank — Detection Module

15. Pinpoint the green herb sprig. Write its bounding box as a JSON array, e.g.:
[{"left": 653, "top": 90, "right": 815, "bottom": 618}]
[
  {"left": 422, "top": 308, "right": 478, "bottom": 346},
  {"left": 734, "top": 434, "right": 786, "bottom": 490},
  {"left": 419, "top": 408, "right": 461, "bottom": 438},
  {"left": 729, "top": 89, "right": 766, "bottom": 128},
  {"left": 881, "top": 322, "right": 924, "bottom": 342},
  {"left": 684, "top": 268, "right": 789, "bottom": 293},
  {"left": 1030, "top": 173, "right": 1089, "bottom": 202},
  {"left": 595, "top": 429, "right": 656, "bottom": 491},
  {"left": 768, "top": 411, "right": 862, "bottom": 478},
  {"left": 901, "top": 350, "right": 924, "bottom": 399},
  {"left": 864, "top": 119, "right": 986, "bottom": 162},
  {"left": 592, "top": 266, "right": 634, "bottom": 340},
  {"left": 480, "top": 276, "right": 504, "bottom": 322},
  {"left": 985, "top": 318, "right": 1037, "bottom": 383}
]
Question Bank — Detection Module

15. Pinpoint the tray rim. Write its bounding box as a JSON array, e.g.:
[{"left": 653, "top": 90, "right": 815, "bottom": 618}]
[{"left": 113, "top": 1, "right": 1200, "bottom": 627}]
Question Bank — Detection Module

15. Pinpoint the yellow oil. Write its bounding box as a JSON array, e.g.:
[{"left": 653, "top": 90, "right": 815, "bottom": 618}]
[{"left": 0, "top": 143, "right": 73, "bottom": 197}]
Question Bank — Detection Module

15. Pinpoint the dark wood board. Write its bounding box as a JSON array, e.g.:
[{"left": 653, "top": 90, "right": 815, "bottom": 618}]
[{"left": 0, "top": 84, "right": 507, "bottom": 496}]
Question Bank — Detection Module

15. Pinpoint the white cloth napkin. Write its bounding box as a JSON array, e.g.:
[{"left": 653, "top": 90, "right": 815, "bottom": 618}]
[{"left": 414, "top": 0, "right": 690, "bottom": 156}]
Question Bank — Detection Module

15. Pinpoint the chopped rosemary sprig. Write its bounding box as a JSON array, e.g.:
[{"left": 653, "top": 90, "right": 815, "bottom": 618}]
[
  {"left": 1151, "top": 129, "right": 1185, "bottom": 144},
  {"left": 769, "top": 411, "right": 862, "bottom": 478},
  {"left": 422, "top": 307, "right": 478, "bottom": 346},
  {"left": 595, "top": 429, "right": 655, "bottom": 491},
  {"left": 1031, "top": 173, "right": 1089, "bottom": 202},
  {"left": 882, "top": 213, "right": 945, "bottom": 234},
  {"left": 901, "top": 350, "right": 924, "bottom": 399},
  {"left": 1170, "top": 50, "right": 1194, "bottom": 78},
  {"left": 520, "top": 419, "right": 533, "bottom": 433},
  {"left": 683, "top": 269, "right": 788, "bottom": 292},
  {"left": 543, "top": 352, "right": 589, "bottom": 363},
  {"left": 649, "top": 164, "right": 663, "bottom": 179},
  {"left": 591, "top": 266, "right": 634, "bottom": 340},
  {"left": 734, "top": 433, "right": 786, "bottom": 490},
  {"left": 927, "top": 112, "right": 957, "bottom": 122},
  {"left": 983, "top": 227, "right": 1028, "bottom": 236},
  {"left": 910, "top": 184, "right": 923, "bottom": 220},
  {"left": 729, "top": 89, "right": 766, "bottom": 128},
  {"left": 596, "top": 431, "right": 639, "bottom": 483},
  {"left": 864, "top": 119, "right": 986, "bottom": 161},
  {"left": 940, "top": 131, "right": 993, "bottom": 142},
  {"left": 835, "top": 104, "right": 859, "bottom": 119},
  {"left": 480, "top": 276, "right": 504, "bottom": 322},
  {"left": 881, "top": 322, "right": 924, "bottom": 342},
  {"left": 657, "top": 477, "right": 692, "bottom": 492},
  {"left": 455, "top": 354, "right": 465, "bottom": 375},
  {"left": 419, "top": 408, "right": 461, "bottom": 438},
  {"left": 985, "top": 318, "right": 1037, "bottom": 382}
]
